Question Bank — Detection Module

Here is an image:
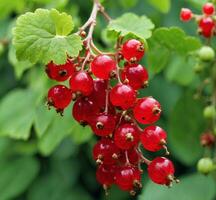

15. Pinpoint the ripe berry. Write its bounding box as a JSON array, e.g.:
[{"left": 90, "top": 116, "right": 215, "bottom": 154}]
[
  {"left": 119, "top": 148, "right": 140, "bottom": 165},
  {"left": 180, "top": 8, "right": 193, "bottom": 21},
  {"left": 89, "top": 113, "right": 117, "bottom": 137},
  {"left": 110, "top": 84, "right": 136, "bottom": 110},
  {"left": 47, "top": 85, "right": 72, "bottom": 111},
  {"left": 96, "top": 164, "right": 116, "bottom": 187},
  {"left": 115, "top": 166, "right": 142, "bottom": 193},
  {"left": 91, "top": 55, "right": 117, "bottom": 79},
  {"left": 93, "top": 138, "right": 120, "bottom": 165},
  {"left": 121, "top": 64, "right": 149, "bottom": 89},
  {"left": 72, "top": 97, "right": 97, "bottom": 125},
  {"left": 46, "top": 60, "right": 75, "bottom": 81},
  {"left": 200, "top": 132, "right": 215, "bottom": 147},
  {"left": 199, "top": 17, "right": 215, "bottom": 38},
  {"left": 114, "top": 123, "right": 140, "bottom": 150},
  {"left": 148, "top": 157, "right": 176, "bottom": 186},
  {"left": 140, "top": 126, "right": 168, "bottom": 153},
  {"left": 203, "top": 3, "right": 215, "bottom": 15},
  {"left": 69, "top": 71, "right": 93, "bottom": 96},
  {"left": 122, "top": 39, "right": 145, "bottom": 62},
  {"left": 133, "top": 97, "right": 161, "bottom": 124}
]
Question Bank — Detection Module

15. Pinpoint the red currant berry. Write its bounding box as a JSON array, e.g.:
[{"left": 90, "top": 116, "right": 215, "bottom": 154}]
[
  {"left": 45, "top": 60, "right": 75, "bottom": 81},
  {"left": 89, "top": 113, "right": 116, "bottom": 137},
  {"left": 115, "top": 166, "right": 142, "bottom": 193},
  {"left": 133, "top": 97, "right": 161, "bottom": 124},
  {"left": 119, "top": 148, "right": 140, "bottom": 165},
  {"left": 47, "top": 85, "right": 72, "bottom": 111},
  {"left": 72, "top": 97, "right": 97, "bottom": 125},
  {"left": 180, "top": 8, "right": 193, "bottom": 22},
  {"left": 140, "top": 126, "right": 168, "bottom": 153},
  {"left": 203, "top": 3, "right": 215, "bottom": 15},
  {"left": 96, "top": 164, "right": 116, "bottom": 187},
  {"left": 110, "top": 83, "right": 136, "bottom": 110},
  {"left": 199, "top": 17, "right": 215, "bottom": 38},
  {"left": 91, "top": 55, "right": 117, "bottom": 79},
  {"left": 121, "top": 64, "right": 149, "bottom": 89},
  {"left": 69, "top": 71, "right": 93, "bottom": 96},
  {"left": 93, "top": 138, "right": 120, "bottom": 165},
  {"left": 200, "top": 131, "right": 215, "bottom": 147},
  {"left": 122, "top": 39, "right": 145, "bottom": 63},
  {"left": 114, "top": 123, "right": 140, "bottom": 150},
  {"left": 148, "top": 157, "right": 177, "bottom": 186}
]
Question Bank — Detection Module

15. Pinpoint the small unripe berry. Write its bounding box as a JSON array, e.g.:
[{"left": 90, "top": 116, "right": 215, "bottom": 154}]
[
  {"left": 180, "top": 8, "right": 193, "bottom": 22},
  {"left": 200, "top": 132, "right": 215, "bottom": 147},
  {"left": 203, "top": 105, "right": 215, "bottom": 119},
  {"left": 198, "top": 46, "right": 215, "bottom": 61},
  {"left": 197, "top": 157, "right": 214, "bottom": 175}
]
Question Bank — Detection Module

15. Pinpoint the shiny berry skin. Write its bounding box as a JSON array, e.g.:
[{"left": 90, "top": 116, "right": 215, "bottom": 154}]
[
  {"left": 203, "top": 3, "right": 215, "bottom": 15},
  {"left": 140, "top": 126, "right": 167, "bottom": 152},
  {"left": 122, "top": 39, "right": 145, "bottom": 62},
  {"left": 110, "top": 84, "right": 136, "bottom": 110},
  {"left": 115, "top": 166, "right": 142, "bottom": 192},
  {"left": 72, "top": 97, "right": 97, "bottom": 125},
  {"left": 180, "top": 8, "right": 193, "bottom": 21},
  {"left": 93, "top": 138, "right": 120, "bottom": 165},
  {"left": 46, "top": 60, "right": 75, "bottom": 81},
  {"left": 114, "top": 123, "right": 140, "bottom": 150},
  {"left": 96, "top": 164, "right": 116, "bottom": 186},
  {"left": 47, "top": 85, "right": 72, "bottom": 110},
  {"left": 133, "top": 97, "right": 161, "bottom": 124},
  {"left": 121, "top": 64, "right": 149, "bottom": 90},
  {"left": 148, "top": 157, "right": 175, "bottom": 186},
  {"left": 89, "top": 113, "right": 116, "bottom": 136},
  {"left": 91, "top": 55, "right": 117, "bottom": 79},
  {"left": 199, "top": 17, "right": 215, "bottom": 38},
  {"left": 69, "top": 71, "right": 93, "bottom": 96}
]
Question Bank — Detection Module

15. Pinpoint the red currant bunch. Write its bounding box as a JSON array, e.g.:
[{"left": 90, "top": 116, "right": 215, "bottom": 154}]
[
  {"left": 44, "top": 35, "right": 178, "bottom": 195},
  {"left": 180, "top": 2, "right": 216, "bottom": 38}
]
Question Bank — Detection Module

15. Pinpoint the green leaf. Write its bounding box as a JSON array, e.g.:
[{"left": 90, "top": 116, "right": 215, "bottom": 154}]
[
  {"left": 165, "top": 55, "right": 196, "bottom": 86},
  {"left": 0, "top": 89, "right": 38, "bottom": 140},
  {"left": 34, "top": 104, "right": 56, "bottom": 138},
  {"left": 38, "top": 105, "right": 74, "bottom": 155},
  {"left": 139, "top": 174, "right": 216, "bottom": 200},
  {"left": 169, "top": 91, "right": 205, "bottom": 165},
  {"left": 147, "top": 0, "right": 171, "bottom": 13},
  {"left": 148, "top": 27, "right": 201, "bottom": 73},
  {"left": 13, "top": 8, "right": 82, "bottom": 65},
  {"left": 0, "top": 156, "right": 39, "bottom": 200},
  {"left": 107, "top": 13, "right": 154, "bottom": 41}
]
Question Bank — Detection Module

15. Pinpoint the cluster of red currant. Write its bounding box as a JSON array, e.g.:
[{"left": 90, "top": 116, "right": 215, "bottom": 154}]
[
  {"left": 45, "top": 37, "right": 178, "bottom": 195},
  {"left": 180, "top": 2, "right": 216, "bottom": 38}
]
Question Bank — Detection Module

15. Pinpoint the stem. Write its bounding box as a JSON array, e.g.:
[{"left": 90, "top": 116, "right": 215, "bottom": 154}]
[
  {"left": 115, "top": 36, "right": 123, "bottom": 83},
  {"left": 104, "top": 80, "right": 109, "bottom": 114},
  {"left": 137, "top": 145, "right": 151, "bottom": 165}
]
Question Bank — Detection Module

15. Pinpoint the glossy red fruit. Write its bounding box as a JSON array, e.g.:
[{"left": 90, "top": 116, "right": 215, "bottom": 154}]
[
  {"left": 47, "top": 85, "right": 72, "bottom": 110},
  {"left": 115, "top": 166, "right": 142, "bottom": 192},
  {"left": 69, "top": 71, "right": 93, "bottom": 96},
  {"left": 93, "top": 138, "right": 120, "bottom": 165},
  {"left": 89, "top": 113, "right": 116, "bottom": 136},
  {"left": 121, "top": 64, "right": 149, "bottom": 90},
  {"left": 203, "top": 3, "right": 215, "bottom": 15},
  {"left": 96, "top": 164, "right": 116, "bottom": 186},
  {"left": 72, "top": 97, "right": 97, "bottom": 125},
  {"left": 119, "top": 148, "right": 140, "bottom": 165},
  {"left": 114, "top": 123, "right": 140, "bottom": 150},
  {"left": 46, "top": 60, "right": 75, "bottom": 81},
  {"left": 122, "top": 39, "right": 145, "bottom": 62},
  {"left": 148, "top": 157, "right": 175, "bottom": 186},
  {"left": 199, "top": 17, "right": 215, "bottom": 38},
  {"left": 180, "top": 8, "right": 193, "bottom": 21},
  {"left": 110, "top": 84, "right": 136, "bottom": 110},
  {"left": 133, "top": 97, "right": 161, "bottom": 124},
  {"left": 140, "top": 126, "right": 167, "bottom": 152},
  {"left": 91, "top": 55, "right": 117, "bottom": 79}
]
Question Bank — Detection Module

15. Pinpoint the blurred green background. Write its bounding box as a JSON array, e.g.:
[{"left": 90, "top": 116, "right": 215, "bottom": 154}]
[{"left": 0, "top": 0, "right": 216, "bottom": 199}]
